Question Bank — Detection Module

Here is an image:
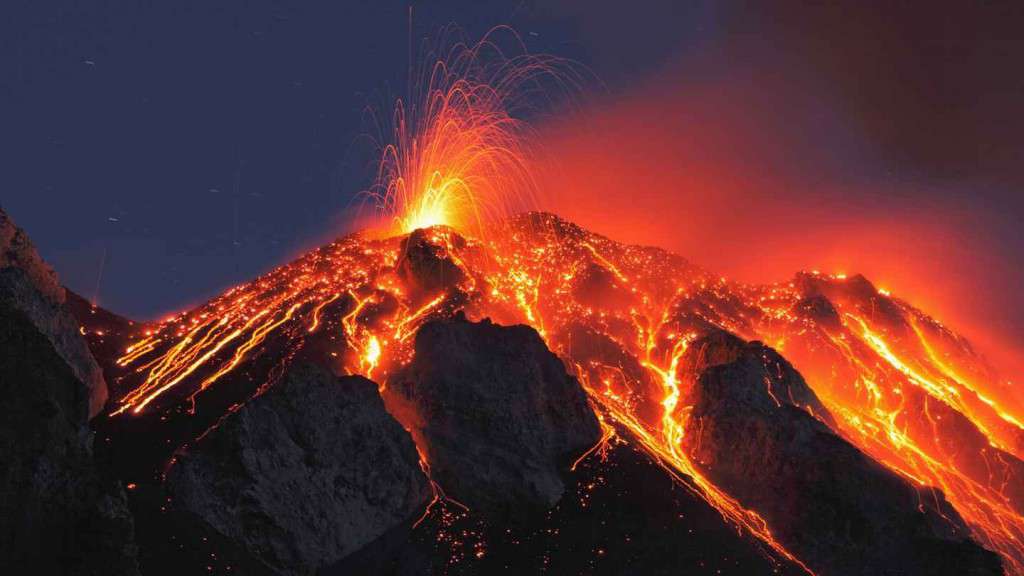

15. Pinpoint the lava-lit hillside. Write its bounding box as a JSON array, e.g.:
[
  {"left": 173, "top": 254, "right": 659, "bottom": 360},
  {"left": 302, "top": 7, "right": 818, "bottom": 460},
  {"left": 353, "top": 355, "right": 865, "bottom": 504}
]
[
  {"left": 6, "top": 9, "right": 1024, "bottom": 576},
  {"left": 75, "top": 211, "right": 1024, "bottom": 575}
]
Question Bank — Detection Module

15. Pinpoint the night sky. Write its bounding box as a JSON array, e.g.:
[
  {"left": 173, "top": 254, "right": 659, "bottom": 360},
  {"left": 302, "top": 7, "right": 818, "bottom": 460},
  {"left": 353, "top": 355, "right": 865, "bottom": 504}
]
[{"left": 3, "top": 2, "right": 1023, "bottom": 366}]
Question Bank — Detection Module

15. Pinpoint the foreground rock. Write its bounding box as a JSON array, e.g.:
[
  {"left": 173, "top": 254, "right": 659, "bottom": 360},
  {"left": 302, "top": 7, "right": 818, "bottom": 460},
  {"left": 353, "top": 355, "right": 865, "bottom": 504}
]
[
  {"left": 0, "top": 208, "right": 107, "bottom": 416},
  {"left": 390, "top": 313, "right": 602, "bottom": 516},
  {"left": 165, "top": 363, "right": 431, "bottom": 576},
  {"left": 0, "top": 299, "right": 138, "bottom": 574},
  {"left": 681, "top": 329, "right": 1002, "bottom": 576},
  {"left": 333, "top": 441, "right": 808, "bottom": 576}
]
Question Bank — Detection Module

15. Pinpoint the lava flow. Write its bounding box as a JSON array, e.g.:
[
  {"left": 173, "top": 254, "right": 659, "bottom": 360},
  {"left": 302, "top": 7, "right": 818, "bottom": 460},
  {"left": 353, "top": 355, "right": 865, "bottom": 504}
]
[{"left": 100, "top": 28, "right": 1024, "bottom": 576}]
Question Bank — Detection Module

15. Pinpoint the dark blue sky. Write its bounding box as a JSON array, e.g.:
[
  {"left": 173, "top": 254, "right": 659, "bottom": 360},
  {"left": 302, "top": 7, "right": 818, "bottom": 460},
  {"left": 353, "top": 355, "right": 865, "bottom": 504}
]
[
  {"left": 1, "top": 0, "right": 711, "bottom": 317},
  {"left": 3, "top": 1, "right": 1022, "bottom": 326}
]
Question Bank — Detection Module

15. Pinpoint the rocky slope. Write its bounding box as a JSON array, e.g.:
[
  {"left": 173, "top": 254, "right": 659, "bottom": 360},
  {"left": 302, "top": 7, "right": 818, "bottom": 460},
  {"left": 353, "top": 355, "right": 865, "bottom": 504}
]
[
  {"left": 681, "top": 329, "right": 1003, "bottom": 575},
  {"left": 389, "top": 313, "right": 602, "bottom": 517},
  {"left": 165, "top": 363, "right": 431, "bottom": 575},
  {"left": 4, "top": 208, "right": 1016, "bottom": 574}
]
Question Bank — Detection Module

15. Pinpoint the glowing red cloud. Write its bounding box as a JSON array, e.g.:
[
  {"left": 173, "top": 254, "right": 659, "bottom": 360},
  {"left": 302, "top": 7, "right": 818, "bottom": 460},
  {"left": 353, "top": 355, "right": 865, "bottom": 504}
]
[{"left": 531, "top": 68, "right": 1024, "bottom": 389}]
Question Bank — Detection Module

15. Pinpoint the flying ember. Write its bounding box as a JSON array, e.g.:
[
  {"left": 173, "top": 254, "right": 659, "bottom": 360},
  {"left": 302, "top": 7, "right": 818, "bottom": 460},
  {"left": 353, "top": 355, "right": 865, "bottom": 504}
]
[{"left": 362, "top": 26, "right": 584, "bottom": 238}]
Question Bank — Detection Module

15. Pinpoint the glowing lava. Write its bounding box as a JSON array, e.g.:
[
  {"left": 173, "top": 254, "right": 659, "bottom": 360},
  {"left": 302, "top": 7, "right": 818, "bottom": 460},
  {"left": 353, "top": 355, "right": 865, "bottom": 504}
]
[
  {"left": 102, "top": 28, "right": 1024, "bottom": 576},
  {"left": 362, "top": 26, "right": 585, "bottom": 238},
  {"left": 105, "top": 211, "right": 1024, "bottom": 574}
]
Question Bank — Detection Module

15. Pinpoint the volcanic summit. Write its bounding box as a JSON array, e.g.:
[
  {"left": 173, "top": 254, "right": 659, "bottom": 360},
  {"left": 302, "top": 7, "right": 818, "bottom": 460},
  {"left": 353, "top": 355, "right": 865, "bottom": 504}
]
[{"left": 3, "top": 204, "right": 1023, "bottom": 575}]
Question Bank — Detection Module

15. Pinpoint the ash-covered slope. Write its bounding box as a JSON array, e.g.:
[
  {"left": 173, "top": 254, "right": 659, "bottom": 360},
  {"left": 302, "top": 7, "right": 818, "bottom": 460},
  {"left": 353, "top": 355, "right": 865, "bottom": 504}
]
[{"left": 54, "top": 211, "right": 1024, "bottom": 574}]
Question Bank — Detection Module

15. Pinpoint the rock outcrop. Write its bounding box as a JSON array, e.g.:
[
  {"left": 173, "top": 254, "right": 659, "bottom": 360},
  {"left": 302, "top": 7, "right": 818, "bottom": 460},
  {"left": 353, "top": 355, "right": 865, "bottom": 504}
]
[
  {"left": 395, "top": 227, "right": 468, "bottom": 304},
  {"left": 681, "top": 329, "right": 1002, "bottom": 576},
  {"left": 0, "top": 299, "right": 138, "bottom": 575},
  {"left": 390, "top": 314, "right": 602, "bottom": 516},
  {"left": 165, "top": 363, "right": 431, "bottom": 576},
  {"left": 0, "top": 208, "right": 107, "bottom": 416},
  {"left": 65, "top": 289, "right": 140, "bottom": 400}
]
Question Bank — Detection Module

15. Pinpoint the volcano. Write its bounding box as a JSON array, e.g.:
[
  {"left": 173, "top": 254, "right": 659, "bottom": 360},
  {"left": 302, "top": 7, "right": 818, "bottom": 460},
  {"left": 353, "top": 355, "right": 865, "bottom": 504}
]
[{"left": 4, "top": 203, "right": 1023, "bottom": 575}]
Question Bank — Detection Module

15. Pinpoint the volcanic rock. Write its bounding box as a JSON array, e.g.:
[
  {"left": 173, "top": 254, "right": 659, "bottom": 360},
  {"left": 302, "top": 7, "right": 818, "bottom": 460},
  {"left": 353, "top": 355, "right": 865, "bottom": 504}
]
[
  {"left": 793, "top": 293, "right": 842, "bottom": 328},
  {"left": 0, "top": 299, "right": 138, "bottom": 575},
  {"left": 0, "top": 208, "right": 107, "bottom": 417},
  {"left": 390, "top": 313, "right": 602, "bottom": 516},
  {"left": 395, "top": 227, "right": 468, "bottom": 303},
  {"left": 164, "top": 362, "right": 431, "bottom": 576},
  {"left": 65, "top": 289, "right": 140, "bottom": 399},
  {"left": 795, "top": 271, "right": 905, "bottom": 327},
  {"left": 681, "top": 329, "right": 1002, "bottom": 576},
  {"left": 570, "top": 261, "right": 635, "bottom": 309},
  {"left": 553, "top": 322, "right": 664, "bottom": 425},
  {"left": 332, "top": 441, "right": 809, "bottom": 576}
]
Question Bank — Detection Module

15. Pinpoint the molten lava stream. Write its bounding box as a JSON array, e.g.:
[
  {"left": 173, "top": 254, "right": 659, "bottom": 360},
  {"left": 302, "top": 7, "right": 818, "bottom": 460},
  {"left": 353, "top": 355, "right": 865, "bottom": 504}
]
[
  {"left": 744, "top": 278, "right": 1024, "bottom": 573},
  {"left": 480, "top": 224, "right": 1024, "bottom": 574},
  {"left": 570, "top": 354, "right": 816, "bottom": 575},
  {"left": 468, "top": 225, "right": 816, "bottom": 572}
]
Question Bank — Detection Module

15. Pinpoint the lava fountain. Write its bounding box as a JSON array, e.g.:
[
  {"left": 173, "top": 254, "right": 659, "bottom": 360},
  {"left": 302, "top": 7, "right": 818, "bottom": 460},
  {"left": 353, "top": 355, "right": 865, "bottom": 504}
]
[{"left": 361, "top": 26, "right": 588, "bottom": 238}]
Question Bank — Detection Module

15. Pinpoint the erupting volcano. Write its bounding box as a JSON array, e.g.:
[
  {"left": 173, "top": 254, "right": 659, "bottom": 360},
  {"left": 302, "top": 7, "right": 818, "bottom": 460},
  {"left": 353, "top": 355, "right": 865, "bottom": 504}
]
[
  {"left": 4, "top": 25, "right": 1023, "bottom": 576},
  {"left": 88, "top": 208, "right": 1024, "bottom": 574}
]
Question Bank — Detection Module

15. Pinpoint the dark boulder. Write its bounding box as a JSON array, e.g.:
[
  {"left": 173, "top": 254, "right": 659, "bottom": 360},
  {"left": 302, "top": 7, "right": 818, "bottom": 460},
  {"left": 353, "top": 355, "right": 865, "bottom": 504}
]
[
  {"left": 389, "top": 314, "right": 602, "bottom": 516},
  {"left": 165, "top": 363, "right": 431, "bottom": 576},
  {"left": 681, "top": 330, "right": 836, "bottom": 429},
  {"left": 0, "top": 208, "right": 107, "bottom": 417},
  {"left": 395, "top": 227, "right": 467, "bottom": 304},
  {"left": 681, "top": 329, "right": 1002, "bottom": 576},
  {"left": 0, "top": 300, "right": 139, "bottom": 575},
  {"left": 792, "top": 293, "right": 841, "bottom": 328}
]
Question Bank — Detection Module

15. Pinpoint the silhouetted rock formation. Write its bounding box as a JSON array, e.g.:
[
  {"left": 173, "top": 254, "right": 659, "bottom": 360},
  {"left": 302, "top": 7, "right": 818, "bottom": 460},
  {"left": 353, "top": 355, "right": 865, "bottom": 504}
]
[
  {"left": 165, "top": 363, "right": 431, "bottom": 576},
  {"left": 0, "top": 300, "right": 139, "bottom": 575},
  {"left": 390, "top": 313, "right": 602, "bottom": 516},
  {"left": 681, "top": 329, "right": 1003, "bottom": 576},
  {"left": 0, "top": 208, "right": 107, "bottom": 417}
]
